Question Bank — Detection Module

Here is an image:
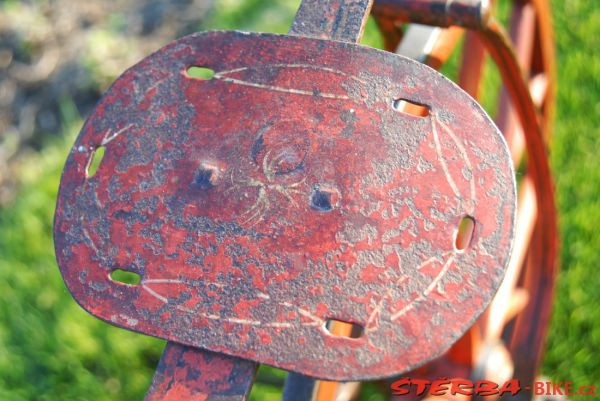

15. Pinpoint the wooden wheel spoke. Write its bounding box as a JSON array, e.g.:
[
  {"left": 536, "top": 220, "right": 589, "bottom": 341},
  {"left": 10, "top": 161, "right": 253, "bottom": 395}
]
[
  {"left": 395, "top": 24, "right": 464, "bottom": 70},
  {"left": 485, "top": 177, "right": 538, "bottom": 341},
  {"left": 505, "top": 287, "right": 530, "bottom": 323},
  {"left": 458, "top": 31, "right": 487, "bottom": 98},
  {"left": 530, "top": 72, "right": 549, "bottom": 108},
  {"left": 501, "top": 71, "right": 549, "bottom": 166}
]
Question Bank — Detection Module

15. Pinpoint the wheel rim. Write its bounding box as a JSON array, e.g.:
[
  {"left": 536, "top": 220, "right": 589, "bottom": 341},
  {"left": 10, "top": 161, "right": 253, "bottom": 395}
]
[{"left": 375, "top": 0, "right": 559, "bottom": 397}]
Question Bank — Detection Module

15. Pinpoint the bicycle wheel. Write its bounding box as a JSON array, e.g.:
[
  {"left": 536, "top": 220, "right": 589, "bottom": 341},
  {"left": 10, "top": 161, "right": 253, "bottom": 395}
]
[{"left": 369, "top": 1, "right": 558, "bottom": 399}]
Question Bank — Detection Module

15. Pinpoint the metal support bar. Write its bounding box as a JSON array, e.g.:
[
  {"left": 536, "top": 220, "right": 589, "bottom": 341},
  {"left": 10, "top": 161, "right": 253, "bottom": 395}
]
[
  {"left": 290, "top": 0, "right": 374, "bottom": 43},
  {"left": 144, "top": 342, "right": 257, "bottom": 401},
  {"left": 282, "top": 372, "right": 318, "bottom": 401},
  {"left": 372, "top": 0, "right": 491, "bottom": 29}
]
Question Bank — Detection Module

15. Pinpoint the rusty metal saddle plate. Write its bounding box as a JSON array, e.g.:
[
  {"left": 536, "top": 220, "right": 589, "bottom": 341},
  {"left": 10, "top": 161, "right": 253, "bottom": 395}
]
[{"left": 54, "top": 31, "right": 515, "bottom": 381}]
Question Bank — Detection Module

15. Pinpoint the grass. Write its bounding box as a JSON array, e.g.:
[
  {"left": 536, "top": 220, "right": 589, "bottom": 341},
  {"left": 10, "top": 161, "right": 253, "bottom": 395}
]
[
  {"left": 0, "top": 121, "right": 164, "bottom": 401},
  {"left": 543, "top": 0, "right": 600, "bottom": 389},
  {"left": 0, "top": 0, "right": 599, "bottom": 399}
]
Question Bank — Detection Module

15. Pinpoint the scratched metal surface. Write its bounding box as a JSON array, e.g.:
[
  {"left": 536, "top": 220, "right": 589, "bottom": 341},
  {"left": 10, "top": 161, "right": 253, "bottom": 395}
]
[
  {"left": 54, "top": 30, "right": 515, "bottom": 381},
  {"left": 144, "top": 342, "right": 256, "bottom": 401}
]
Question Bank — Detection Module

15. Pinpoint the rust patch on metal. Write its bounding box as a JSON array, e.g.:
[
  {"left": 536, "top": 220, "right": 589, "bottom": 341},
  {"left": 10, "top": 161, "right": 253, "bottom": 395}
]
[{"left": 144, "top": 342, "right": 257, "bottom": 401}]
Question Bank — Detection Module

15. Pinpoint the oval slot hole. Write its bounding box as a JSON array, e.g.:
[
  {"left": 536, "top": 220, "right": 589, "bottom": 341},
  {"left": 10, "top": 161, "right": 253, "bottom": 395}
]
[
  {"left": 186, "top": 66, "right": 215, "bottom": 80},
  {"left": 86, "top": 146, "right": 105, "bottom": 178},
  {"left": 392, "top": 98, "right": 430, "bottom": 117},
  {"left": 110, "top": 269, "right": 141, "bottom": 286},
  {"left": 455, "top": 216, "right": 475, "bottom": 251},
  {"left": 325, "top": 319, "right": 364, "bottom": 339}
]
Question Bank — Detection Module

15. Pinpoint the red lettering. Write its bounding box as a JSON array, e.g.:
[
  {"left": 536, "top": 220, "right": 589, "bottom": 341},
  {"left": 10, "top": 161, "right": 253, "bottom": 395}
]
[
  {"left": 534, "top": 381, "right": 546, "bottom": 395},
  {"left": 564, "top": 382, "right": 573, "bottom": 396},
  {"left": 389, "top": 377, "right": 596, "bottom": 398},
  {"left": 450, "top": 378, "right": 474, "bottom": 396},
  {"left": 390, "top": 377, "right": 411, "bottom": 395},
  {"left": 551, "top": 382, "right": 564, "bottom": 396},
  {"left": 475, "top": 380, "right": 499, "bottom": 396},
  {"left": 430, "top": 379, "right": 451, "bottom": 396},
  {"left": 580, "top": 386, "right": 596, "bottom": 396},
  {"left": 498, "top": 379, "right": 521, "bottom": 396},
  {"left": 412, "top": 379, "right": 430, "bottom": 396}
]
